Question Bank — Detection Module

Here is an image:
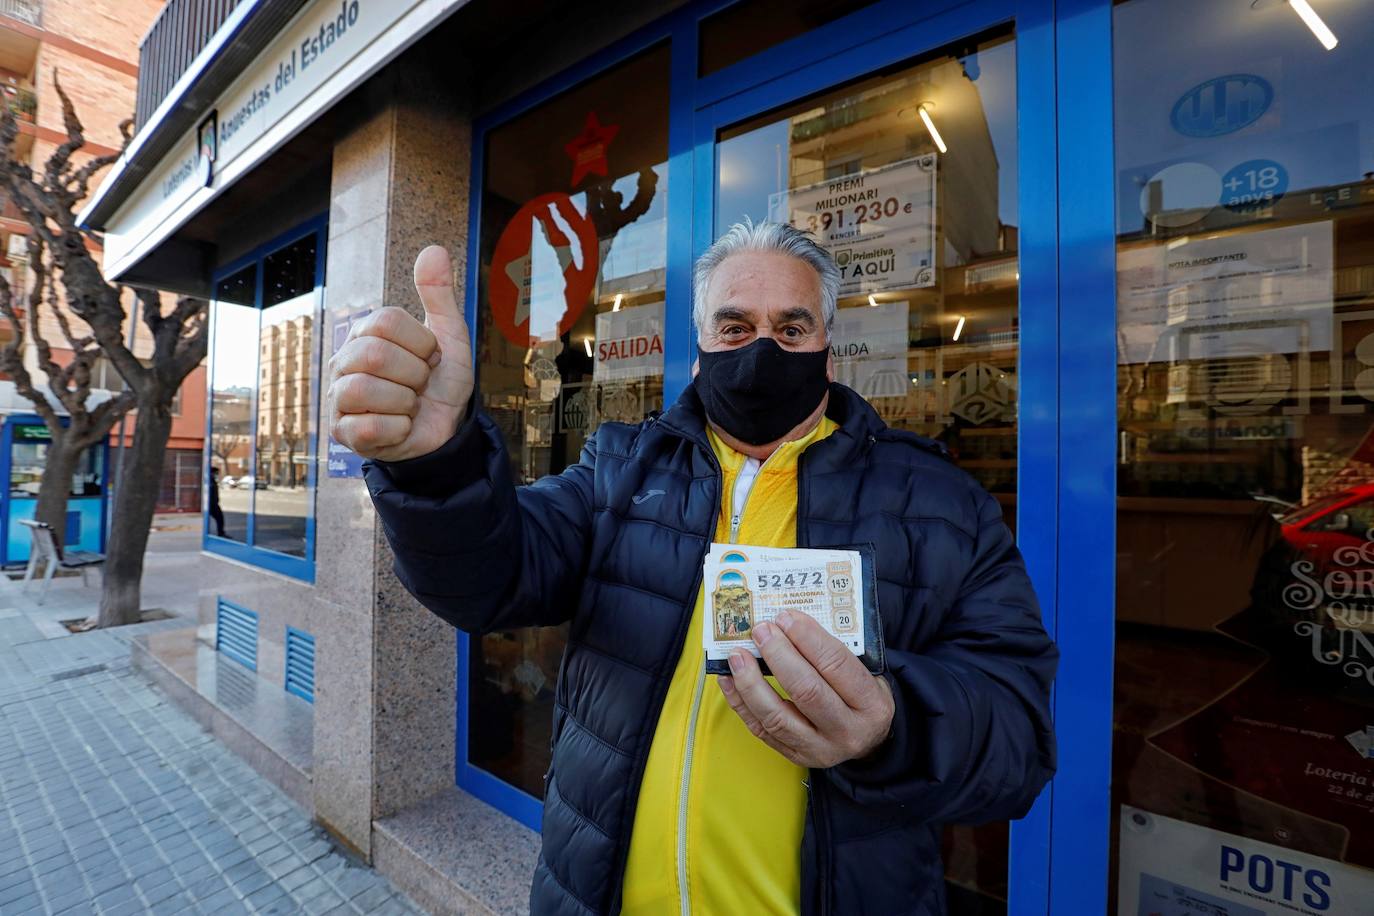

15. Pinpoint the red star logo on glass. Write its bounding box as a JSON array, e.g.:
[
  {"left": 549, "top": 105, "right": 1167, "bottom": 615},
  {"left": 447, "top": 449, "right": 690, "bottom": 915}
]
[{"left": 564, "top": 111, "right": 620, "bottom": 187}]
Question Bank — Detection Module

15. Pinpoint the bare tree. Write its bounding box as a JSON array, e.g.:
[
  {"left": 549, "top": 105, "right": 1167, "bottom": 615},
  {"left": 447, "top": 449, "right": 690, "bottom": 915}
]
[
  {"left": 280, "top": 415, "right": 300, "bottom": 488},
  {"left": 0, "top": 73, "right": 208, "bottom": 626},
  {"left": 0, "top": 237, "right": 135, "bottom": 542},
  {"left": 211, "top": 430, "right": 246, "bottom": 475}
]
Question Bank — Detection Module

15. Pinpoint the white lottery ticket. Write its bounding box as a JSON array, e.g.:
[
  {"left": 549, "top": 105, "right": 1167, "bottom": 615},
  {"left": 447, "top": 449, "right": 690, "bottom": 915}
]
[{"left": 703, "top": 544, "right": 865, "bottom": 663}]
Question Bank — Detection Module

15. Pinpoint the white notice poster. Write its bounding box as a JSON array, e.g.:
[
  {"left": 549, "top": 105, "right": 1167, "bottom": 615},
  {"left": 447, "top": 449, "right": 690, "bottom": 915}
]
[
  {"left": 829, "top": 301, "right": 910, "bottom": 400},
  {"left": 769, "top": 154, "right": 938, "bottom": 296},
  {"left": 1116, "top": 222, "right": 1333, "bottom": 365},
  {"left": 1118, "top": 805, "right": 1374, "bottom": 916},
  {"left": 593, "top": 301, "right": 664, "bottom": 382}
]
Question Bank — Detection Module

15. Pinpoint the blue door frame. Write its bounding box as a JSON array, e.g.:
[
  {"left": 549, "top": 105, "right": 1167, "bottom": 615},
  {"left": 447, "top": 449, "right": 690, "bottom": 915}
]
[{"left": 455, "top": 1, "right": 1120, "bottom": 912}]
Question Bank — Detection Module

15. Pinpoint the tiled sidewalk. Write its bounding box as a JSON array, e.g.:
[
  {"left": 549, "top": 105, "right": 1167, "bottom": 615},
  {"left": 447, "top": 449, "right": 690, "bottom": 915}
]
[{"left": 0, "top": 601, "right": 423, "bottom": 915}]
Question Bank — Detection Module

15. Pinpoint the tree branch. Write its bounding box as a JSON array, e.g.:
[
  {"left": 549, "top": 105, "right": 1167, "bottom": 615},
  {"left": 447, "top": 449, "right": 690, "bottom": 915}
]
[{"left": 0, "top": 270, "right": 62, "bottom": 433}]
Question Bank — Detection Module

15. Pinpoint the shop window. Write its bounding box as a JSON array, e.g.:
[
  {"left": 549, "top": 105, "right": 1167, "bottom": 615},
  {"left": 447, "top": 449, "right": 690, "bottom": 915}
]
[
  {"left": 1111, "top": 0, "right": 1374, "bottom": 909},
  {"left": 698, "top": 0, "right": 880, "bottom": 76},
  {"left": 711, "top": 32, "right": 1019, "bottom": 911},
  {"left": 206, "top": 220, "right": 323, "bottom": 580},
  {"left": 468, "top": 44, "right": 670, "bottom": 800}
]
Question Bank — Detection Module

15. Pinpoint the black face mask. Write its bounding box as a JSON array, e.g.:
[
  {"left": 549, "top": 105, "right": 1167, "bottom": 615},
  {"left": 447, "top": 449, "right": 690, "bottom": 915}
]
[{"left": 694, "top": 338, "right": 829, "bottom": 445}]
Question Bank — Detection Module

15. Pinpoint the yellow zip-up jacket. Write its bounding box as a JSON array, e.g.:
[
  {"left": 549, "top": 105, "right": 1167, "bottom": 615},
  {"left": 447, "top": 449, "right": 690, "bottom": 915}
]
[{"left": 621, "top": 415, "right": 839, "bottom": 915}]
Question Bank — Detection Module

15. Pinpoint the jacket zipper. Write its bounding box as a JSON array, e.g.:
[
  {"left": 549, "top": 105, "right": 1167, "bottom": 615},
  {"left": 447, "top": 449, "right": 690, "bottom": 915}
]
[
  {"left": 607, "top": 438, "right": 721, "bottom": 916},
  {"left": 795, "top": 434, "right": 872, "bottom": 916},
  {"left": 796, "top": 448, "right": 835, "bottom": 916},
  {"left": 677, "top": 448, "right": 775, "bottom": 916}
]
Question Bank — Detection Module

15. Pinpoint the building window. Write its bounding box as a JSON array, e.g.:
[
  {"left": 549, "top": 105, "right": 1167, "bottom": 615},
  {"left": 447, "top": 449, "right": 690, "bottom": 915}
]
[
  {"left": 1110, "top": 0, "right": 1374, "bottom": 907},
  {"left": 159, "top": 449, "right": 202, "bottom": 514},
  {"left": 465, "top": 43, "right": 670, "bottom": 805},
  {"left": 206, "top": 218, "right": 324, "bottom": 580}
]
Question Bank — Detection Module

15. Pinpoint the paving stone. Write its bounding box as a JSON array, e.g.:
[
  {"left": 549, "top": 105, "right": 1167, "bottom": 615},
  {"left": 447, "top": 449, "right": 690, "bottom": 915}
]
[
  {"left": 334, "top": 864, "right": 387, "bottom": 901},
  {"left": 173, "top": 859, "right": 218, "bottom": 888},
  {"left": 351, "top": 883, "right": 396, "bottom": 910},
  {"left": 302, "top": 890, "right": 351, "bottom": 915},
  {"left": 47, "top": 889, "right": 95, "bottom": 916},
  {"left": 275, "top": 863, "right": 318, "bottom": 893},
  {"left": 93, "top": 884, "right": 139, "bottom": 912},
  {"left": 149, "top": 891, "right": 193, "bottom": 915},
  {"left": 0, "top": 878, "right": 38, "bottom": 907},
  {"left": 264, "top": 852, "right": 307, "bottom": 881},
  {"left": 0, "top": 614, "right": 421, "bottom": 916},
  {"left": 0, "top": 890, "right": 41, "bottom": 913},
  {"left": 183, "top": 886, "right": 246, "bottom": 914},
  {"left": 104, "top": 897, "right": 154, "bottom": 916},
  {"left": 259, "top": 894, "right": 306, "bottom": 915},
  {"left": 138, "top": 872, "right": 184, "bottom": 907},
  {"left": 256, "top": 843, "right": 295, "bottom": 869},
  {"left": 321, "top": 902, "right": 364, "bottom": 916},
  {"left": 185, "top": 869, "right": 231, "bottom": 899},
  {"left": 46, "top": 886, "right": 96, "bottom": 914},
  {"left": 230, "top": 865, "right": 274, "bottom": 898},
  {"left": 244, "top": 879, "right": 291, "bottom": 911}
]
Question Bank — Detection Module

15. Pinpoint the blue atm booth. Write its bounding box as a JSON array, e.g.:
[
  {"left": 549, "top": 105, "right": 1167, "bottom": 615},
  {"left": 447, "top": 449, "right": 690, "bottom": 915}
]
[{"left": 0, "top": 415, "right": 109, "bottom": 565}]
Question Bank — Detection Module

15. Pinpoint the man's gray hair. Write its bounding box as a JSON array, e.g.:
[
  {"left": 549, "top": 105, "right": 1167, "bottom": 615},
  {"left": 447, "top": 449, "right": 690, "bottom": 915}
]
[{"left": 692, "top": 218, "right": 840, "bottom": 336}]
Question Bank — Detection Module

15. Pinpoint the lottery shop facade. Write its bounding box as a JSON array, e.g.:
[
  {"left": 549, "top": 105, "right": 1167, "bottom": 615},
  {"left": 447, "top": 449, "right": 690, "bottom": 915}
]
[{"left": 82, "top": 0, "right": 1374, "bottom": 912}]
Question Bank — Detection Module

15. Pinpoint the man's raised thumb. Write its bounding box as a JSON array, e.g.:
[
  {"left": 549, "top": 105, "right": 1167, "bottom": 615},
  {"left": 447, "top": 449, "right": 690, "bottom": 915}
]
[{"left": 414, "top": 245, "right": 461, "bottom": 324}]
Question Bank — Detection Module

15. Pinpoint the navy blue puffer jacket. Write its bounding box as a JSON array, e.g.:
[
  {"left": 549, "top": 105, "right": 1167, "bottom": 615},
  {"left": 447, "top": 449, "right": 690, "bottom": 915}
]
[{"left": 364, "top": 382, "right": 1057, "bottom": 916}]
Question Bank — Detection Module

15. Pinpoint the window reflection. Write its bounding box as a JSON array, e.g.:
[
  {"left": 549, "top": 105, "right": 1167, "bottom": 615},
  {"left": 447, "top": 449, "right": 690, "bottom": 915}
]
[
  {"left": 471, "top": 44, "right": 670, "bottom": 796},
  {"left": 717, "top": 36, "right": 1020, "bottom": 504},
  {"left": 254, "top": 236, "right": 317, "bottom": 557},
  {"left": 714, "top": 34, "right": 1018, "bottom": 913},
  {"left": 207, "top": 230, "right": 321, "bottom": 559},
  {"left": 1112, "top": 0, "right": 1374, "bottom": 908},
  {"left": 210, "top": 264, "right": 257, "bottom": 544}
]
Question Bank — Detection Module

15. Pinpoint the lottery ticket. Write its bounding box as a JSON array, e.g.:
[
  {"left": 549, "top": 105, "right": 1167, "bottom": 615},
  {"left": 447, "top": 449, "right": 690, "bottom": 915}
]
[{"left": 702, "top": 544, "right": 865, "bottom": 664}]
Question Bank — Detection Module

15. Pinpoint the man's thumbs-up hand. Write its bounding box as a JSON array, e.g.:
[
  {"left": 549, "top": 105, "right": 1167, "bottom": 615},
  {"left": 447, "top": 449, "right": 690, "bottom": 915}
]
[{"left": 328, "top": 246, "right": 474, "bottom": 462}]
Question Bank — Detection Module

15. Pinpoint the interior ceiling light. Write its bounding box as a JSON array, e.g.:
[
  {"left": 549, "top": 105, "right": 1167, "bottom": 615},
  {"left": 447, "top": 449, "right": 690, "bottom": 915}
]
[
  {"left": 1288, "top": 0, "right": 1338, "bottom": 50},
  {"left": 918, "top": 102, "right": 948, "bottom": 154},
  {"left": 1254, "top": 0, "right": 1338, "bottom": 50}
]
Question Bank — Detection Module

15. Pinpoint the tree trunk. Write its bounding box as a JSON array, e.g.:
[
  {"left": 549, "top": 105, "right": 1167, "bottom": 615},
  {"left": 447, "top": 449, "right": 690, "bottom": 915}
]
[
  {"left": 33, "top": 432, "right": 79, "bottom": 550},
  {"left": 97, "top": 399, "right": 172, "bottom": 627}
]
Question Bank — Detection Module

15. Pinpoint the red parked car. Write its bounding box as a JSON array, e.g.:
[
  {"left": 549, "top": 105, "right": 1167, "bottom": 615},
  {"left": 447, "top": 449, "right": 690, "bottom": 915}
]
[{"left": 1248, "top": 484, "right": 1374, "bottom": 693}]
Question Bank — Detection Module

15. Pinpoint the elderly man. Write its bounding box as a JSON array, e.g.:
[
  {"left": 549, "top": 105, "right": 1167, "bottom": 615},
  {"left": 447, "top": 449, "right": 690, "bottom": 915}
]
[{"left": 330, "top": 221, "right": 1057, "bottom": 916}]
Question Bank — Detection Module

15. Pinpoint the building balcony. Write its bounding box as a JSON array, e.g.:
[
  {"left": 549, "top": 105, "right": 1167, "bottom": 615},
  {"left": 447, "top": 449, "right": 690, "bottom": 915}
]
[
  {"left": 136, "top": 0, "right": 245, "bottom": 131},
  {"left": 0, "top": 4, "right": 41, "bottom": 85},
  {"left": 0, "top": 0, "right": 41, "bottom": 29}
]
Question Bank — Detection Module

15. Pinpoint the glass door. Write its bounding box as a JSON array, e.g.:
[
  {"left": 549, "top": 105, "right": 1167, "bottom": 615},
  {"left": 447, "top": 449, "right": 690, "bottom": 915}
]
[
  {"left": 714, "top": 35, "right": 1021, "bottom": 507},
  {"left": 694, "top": 2, "right": 1055, "bottom": 910}
]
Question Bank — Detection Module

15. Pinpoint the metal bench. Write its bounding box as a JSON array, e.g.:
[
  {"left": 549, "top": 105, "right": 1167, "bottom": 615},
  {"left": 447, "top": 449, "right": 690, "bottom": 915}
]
[{"left": 18, "top": 518, "right": 104, "bottom": 604}]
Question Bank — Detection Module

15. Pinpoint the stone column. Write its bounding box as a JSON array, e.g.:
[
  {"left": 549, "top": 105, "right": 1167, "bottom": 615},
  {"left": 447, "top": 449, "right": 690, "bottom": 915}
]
[{"left": 312, "top": 54, "right": 469, "bottom": 860}]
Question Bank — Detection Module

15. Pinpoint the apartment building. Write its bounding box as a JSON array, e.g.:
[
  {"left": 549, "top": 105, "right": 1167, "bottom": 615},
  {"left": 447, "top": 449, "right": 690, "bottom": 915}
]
[{"left": 0, "top": 0, "right": 206, "bottom": 515}]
